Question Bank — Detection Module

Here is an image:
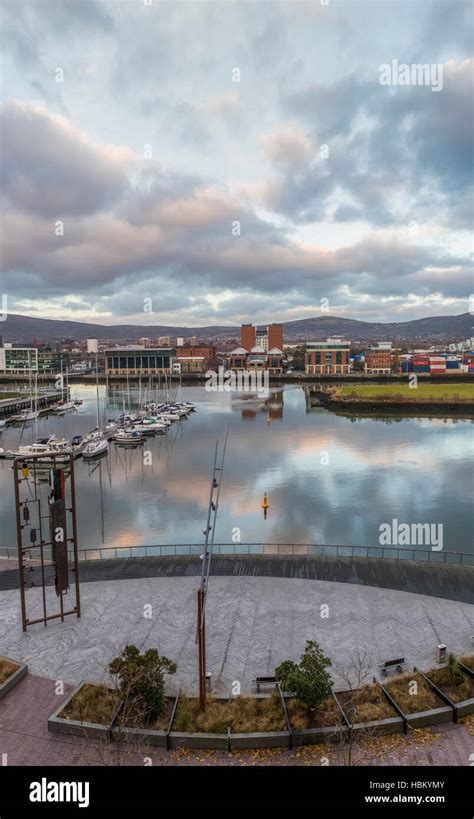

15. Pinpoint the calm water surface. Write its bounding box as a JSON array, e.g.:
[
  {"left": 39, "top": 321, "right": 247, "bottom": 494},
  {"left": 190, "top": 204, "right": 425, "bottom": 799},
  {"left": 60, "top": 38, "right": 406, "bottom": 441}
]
[{"left": 0, "top": 384, "right": 472, "bottom": 557}]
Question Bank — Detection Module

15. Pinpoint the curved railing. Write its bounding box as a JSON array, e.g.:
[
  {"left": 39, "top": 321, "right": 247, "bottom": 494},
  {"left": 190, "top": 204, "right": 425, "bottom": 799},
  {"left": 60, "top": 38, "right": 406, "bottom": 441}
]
[{"left": 0, "top": 542, "right": 472, "bottom": 565}]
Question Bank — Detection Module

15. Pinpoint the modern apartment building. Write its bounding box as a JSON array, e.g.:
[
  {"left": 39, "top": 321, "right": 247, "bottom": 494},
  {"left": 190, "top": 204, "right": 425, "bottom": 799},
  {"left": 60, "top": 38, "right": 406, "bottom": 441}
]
[
  {"left": 365, "top": 342, "right": 392, "bottom": 374},
  {"left": 105, "top": 346, "right": 174, "bottom": 375},
  {"left": 305, "top": 338, "right": 351, "bottom": 374},
  {"left": 240, "top": 323, "right": 283, "bottom": 353}
]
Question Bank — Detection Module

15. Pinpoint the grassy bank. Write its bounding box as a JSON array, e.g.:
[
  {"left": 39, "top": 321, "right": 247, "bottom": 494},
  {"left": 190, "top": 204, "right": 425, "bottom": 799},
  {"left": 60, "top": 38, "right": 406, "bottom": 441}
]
[
  {"left": 335, "top": 383, "right": 474, "bottom": 403},
  {"left": 0, "top": 391, "right": 23, "bottom": 400}
]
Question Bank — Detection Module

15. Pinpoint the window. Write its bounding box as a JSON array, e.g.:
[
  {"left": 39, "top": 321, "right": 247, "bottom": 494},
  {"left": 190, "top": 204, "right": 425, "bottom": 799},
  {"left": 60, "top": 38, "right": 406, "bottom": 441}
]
[
  {"left": 163, "top": 356, "right": 170, "bottom": 368},
  {"left": 127, "top": 356, "right": 135, "bottom": 368},
  {"left": 107, "top": 357, "right": 112, "bottom": 368},
  {"left": 113, "top": 357, "right": 119, "bottom": 369},
  {"left": 336, "top": 352, "right": 342, "bottom": 364},
  {"left": 315, "top": 352, "right": 321, "bottom": 364},
  {"left": 119, "top": 357, "right": 126, "bottom": 369}
]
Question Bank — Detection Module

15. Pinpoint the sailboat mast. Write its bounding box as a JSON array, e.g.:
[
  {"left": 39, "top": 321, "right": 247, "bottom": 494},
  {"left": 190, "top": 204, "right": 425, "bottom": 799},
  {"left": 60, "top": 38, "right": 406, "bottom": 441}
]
[{"left": 95, "top": 351, "right": 100, "bottom": 428}]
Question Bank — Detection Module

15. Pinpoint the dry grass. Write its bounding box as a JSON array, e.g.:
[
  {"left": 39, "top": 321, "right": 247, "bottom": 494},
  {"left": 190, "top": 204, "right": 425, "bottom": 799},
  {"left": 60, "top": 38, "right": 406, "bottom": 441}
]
[
  {"left": 0, "top": 657, "right": 19, "bottom": 685},
  {"left": 119, "top": 696, "right": 175, "bottom": 731},
  {"left": 427, "top": 668, "right": 473, "bottom": 703},
  {"left": 60, "top": 683, "right": 120, "bottom": 725},
  {"left": 172, "top": 695, "right": 285, "bottom": 734},
  {"left": 385, "top": 673, "right": 442, "bottom": 714},
  {"left": 338, "top": 684, "right": 397, "bottom": 723},
  {"left": 286, "top": 695, "right": 342, "bottom": 730},
  {"left": 460, "top": 655, "right": 474, "bottom": 671}
]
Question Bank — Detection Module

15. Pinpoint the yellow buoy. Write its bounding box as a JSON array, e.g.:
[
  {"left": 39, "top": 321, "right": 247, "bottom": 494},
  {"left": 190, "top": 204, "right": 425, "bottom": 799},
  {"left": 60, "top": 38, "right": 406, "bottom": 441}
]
[{"left": 262, "top": 492, "right": 269, "bottom": 510}]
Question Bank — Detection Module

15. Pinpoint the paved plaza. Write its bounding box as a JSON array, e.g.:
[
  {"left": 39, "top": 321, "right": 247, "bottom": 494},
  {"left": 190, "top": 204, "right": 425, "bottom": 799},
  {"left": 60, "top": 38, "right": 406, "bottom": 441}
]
[{"left": 1, "top": 575, "right": 473, "bottom": 693}]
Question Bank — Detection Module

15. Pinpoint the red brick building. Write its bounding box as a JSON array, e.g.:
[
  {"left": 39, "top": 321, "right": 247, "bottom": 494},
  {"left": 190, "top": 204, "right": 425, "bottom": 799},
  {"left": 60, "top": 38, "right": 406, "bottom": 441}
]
[
  {"left": 175, "top": 345, "right": 216, "bottom": 373},
  {"left": 305, "top": 339, "right": 351, "bottom": 374},
  {"left": 365, "top": 343, "right": 392, "bottom": 374},
  {"left": 240, "top": 323, "right": 283, "bottom": 353},
  {"left": 241, "top": 324, "right": 256, "bottom": 350}
]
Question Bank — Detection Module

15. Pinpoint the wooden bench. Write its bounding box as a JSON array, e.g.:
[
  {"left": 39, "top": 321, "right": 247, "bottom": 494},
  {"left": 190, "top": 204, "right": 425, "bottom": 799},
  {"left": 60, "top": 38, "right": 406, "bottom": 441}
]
[
  {"left": 379, "top": 658, "right": 405, "bottom": 677},
  {"left": 252, "top": 676, "right": 277, "bottom": 693}
]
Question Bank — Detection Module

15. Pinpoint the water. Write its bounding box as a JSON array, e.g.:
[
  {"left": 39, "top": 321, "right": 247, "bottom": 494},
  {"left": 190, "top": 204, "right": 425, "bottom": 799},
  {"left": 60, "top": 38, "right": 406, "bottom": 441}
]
[{"left": 0, "top": 384, "right": 473, "bottom": 559}]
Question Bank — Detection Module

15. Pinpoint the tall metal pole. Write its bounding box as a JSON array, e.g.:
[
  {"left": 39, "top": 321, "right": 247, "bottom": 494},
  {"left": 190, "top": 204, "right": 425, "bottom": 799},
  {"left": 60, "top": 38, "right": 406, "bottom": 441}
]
[
  {"left": 13, "top": 460, "right": 27, "bottom": 632},
  {"left": 196, "top": 426, "right": 229, "bottom": 710},
  {"left": 197, "top": 440, "right": 218, "bottom": 709}
]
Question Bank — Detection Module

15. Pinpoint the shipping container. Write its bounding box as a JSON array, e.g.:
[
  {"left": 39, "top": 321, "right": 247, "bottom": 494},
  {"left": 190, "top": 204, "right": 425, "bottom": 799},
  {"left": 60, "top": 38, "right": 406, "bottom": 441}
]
[{"left": 446, "top": 361, "right": 460, "bottom": 369}]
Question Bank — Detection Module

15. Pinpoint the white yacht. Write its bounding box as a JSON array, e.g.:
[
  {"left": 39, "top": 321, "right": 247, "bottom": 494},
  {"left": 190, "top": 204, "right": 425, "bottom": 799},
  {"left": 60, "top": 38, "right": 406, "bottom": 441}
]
[{"left": 82, "top": 438, "right": 109, "bottom": 459}]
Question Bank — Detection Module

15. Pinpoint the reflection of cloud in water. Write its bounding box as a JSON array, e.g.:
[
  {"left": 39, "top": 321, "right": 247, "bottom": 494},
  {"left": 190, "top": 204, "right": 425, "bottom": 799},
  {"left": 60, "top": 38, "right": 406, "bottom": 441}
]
[{"left": 0, "top": 385, "right": 472, "bottom": 554}]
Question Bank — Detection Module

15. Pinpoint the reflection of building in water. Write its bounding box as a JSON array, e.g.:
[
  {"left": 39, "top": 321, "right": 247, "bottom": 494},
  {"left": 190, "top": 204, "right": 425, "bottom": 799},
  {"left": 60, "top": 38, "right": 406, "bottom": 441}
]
[
  {"left": 303, "top": 385, "right": 325, "bottom": 413},
  {"left": 236, "top": 390, "right": 284, "bottom": 422}
]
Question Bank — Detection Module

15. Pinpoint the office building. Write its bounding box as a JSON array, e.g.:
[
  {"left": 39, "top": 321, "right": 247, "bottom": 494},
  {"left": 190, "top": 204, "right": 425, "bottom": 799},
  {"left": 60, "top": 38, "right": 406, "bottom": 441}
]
[
  {"left": 305, "top": 339, "right": 351, "bottom": 374},
  {"left": 365, "top": 343, "right": 392, "bottom": 374},
  {"left": 105, "top": 346, "right": 174, "bottom": 375}
]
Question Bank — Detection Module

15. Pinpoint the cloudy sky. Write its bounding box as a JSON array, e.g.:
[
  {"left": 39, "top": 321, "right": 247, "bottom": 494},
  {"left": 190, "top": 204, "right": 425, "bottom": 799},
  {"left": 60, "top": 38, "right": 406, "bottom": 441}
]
[{"left": 0, "top": 0, "right": 472, "bottom": 327}]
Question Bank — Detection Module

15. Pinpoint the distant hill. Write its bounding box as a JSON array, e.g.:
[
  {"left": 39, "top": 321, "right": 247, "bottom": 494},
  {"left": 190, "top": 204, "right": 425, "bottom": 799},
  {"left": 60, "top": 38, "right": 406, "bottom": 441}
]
[
  {"left": 284, "top": 313, "right": 474, "bottom": 341},
  {"left": 1, "top": 312, "right": 472, "bottom": 344}
]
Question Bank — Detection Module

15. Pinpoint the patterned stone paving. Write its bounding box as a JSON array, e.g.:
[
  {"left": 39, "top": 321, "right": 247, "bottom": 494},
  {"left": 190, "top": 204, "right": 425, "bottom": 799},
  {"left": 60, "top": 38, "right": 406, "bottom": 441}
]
[{"left": 1, "top": 576, "right": 473, "bottom": 694}]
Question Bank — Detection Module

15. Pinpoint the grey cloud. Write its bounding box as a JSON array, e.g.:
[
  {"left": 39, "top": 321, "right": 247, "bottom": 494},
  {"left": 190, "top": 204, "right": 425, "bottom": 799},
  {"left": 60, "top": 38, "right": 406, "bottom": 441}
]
[{"left": 0, "top": 101, "right": 131, "bottom": 216}]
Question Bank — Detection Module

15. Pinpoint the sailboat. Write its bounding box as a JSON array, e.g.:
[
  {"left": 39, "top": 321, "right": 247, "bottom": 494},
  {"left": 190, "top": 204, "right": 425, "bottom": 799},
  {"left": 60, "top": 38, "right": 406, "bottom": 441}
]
[
  {"left": 82, "top": 438, "right": 109, "bottom": 458},
  {"left": 11, "top": 356, "right": 39, "bottom": 421},
  {"left": 82, "top": 353, "right": 109, "bottom": 459},
  {"left": 54, "top": 366, "right": 75, "bottom": 413}
]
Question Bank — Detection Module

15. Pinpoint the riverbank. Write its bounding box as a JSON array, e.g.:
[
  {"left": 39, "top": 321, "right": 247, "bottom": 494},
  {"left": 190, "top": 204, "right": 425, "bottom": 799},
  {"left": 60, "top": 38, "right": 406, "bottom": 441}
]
[
  {"left": 1, "top": 372, "right": 473, "bottom": 385},
  {"left": 317, "top": 382, "right": 474, "bottom": 415}
]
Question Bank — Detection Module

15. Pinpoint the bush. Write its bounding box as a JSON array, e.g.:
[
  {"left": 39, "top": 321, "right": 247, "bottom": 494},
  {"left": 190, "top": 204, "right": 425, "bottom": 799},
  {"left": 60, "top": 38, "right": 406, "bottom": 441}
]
[
  {"left": 275, "top": 640, "right": 332, "bottom": 709},
  {"left": 446, "top": 652, "right": 465, "bottom": 687},
  {"left": 109, "top": 645, "right": 176, "bottom": 722}
]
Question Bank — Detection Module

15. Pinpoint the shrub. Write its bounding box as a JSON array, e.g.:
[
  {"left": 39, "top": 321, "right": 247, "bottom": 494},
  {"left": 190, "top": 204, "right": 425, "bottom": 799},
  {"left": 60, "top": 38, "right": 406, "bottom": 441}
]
[
  {"left": 275, "top": 640, "right": 332, "bottom": 709},
  {"left": 446, "top": 652, "right": 465, "bottom": 687},
  {"left": 109, "top": 644, "right": 176, "bottom": 722}
]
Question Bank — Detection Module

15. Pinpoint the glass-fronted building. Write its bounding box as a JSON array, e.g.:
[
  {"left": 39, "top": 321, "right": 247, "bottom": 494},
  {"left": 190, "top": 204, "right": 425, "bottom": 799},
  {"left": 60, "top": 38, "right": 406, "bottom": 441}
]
[
  {"left": 0, "top": 346, "right": 38, "bottom": 372},
  {"left": 0, "top": 345, "right": 71, "bottom": 374},
  {"left": 105, "top": 347, "right": 174, "bottom": 376},
  {"left": 305, "top": 338, "right": 351, "bottom": 375}
]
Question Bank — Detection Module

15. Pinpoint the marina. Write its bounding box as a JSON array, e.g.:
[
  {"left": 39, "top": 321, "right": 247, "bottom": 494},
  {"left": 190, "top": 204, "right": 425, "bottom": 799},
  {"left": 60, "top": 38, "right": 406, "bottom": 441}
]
[{"left": 0, "top": 383, "right": 472, "bottom": 559}]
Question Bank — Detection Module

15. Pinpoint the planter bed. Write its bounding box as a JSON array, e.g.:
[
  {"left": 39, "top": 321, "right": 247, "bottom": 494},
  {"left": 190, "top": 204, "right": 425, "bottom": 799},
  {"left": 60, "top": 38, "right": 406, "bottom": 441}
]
[
  {"left": 169, "top": 693, "right": 288, "bottom": 750},
  {"left": 48, "top": 682, "right": 120, "bottom": 739},
  {"left": 460, "top": 655, "right": 474, "bottom": 677},
  {"left": 111, "top": 695, "right": 178, "bottom": 748},
  {"left": 384, "top": 672, "right": 454, "bottom": 728},
  {"left": 286, "top": 694, "right": 347, "bottom": 746},
  {"left": 0, "top": 657, "right": 27, "bottom": 699},
  {"left": 426, "top": 668, "right": 474, "bottom": 719},
  {"left": 335, "top": 685, "right": 404, "bottom": 737}
]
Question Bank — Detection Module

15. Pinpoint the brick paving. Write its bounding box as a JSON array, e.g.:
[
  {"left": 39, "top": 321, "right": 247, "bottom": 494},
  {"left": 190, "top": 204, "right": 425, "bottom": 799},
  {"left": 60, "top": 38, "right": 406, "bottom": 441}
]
[{"left": 0, "top": 674, "right": 472, "bottom": 767}]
